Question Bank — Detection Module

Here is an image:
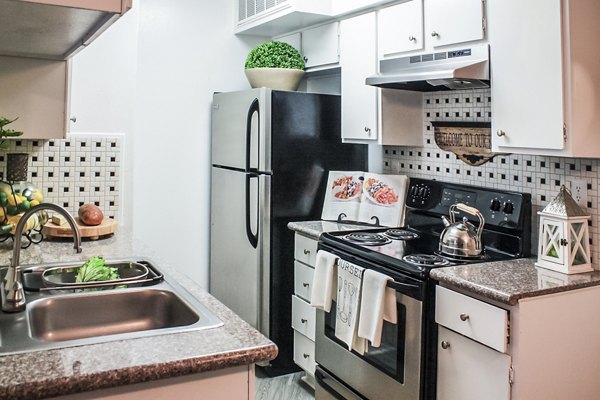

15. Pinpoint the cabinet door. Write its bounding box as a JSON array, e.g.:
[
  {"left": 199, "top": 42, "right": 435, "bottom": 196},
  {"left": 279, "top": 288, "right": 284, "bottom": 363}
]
[
  {"left": 0, "top": 56, "right": 67, "bottom": 139},
  {"left": 425, "top": 0, "right": 484, "bottom": 48},
  {"left": 489, "top": 0, "right": 565, "bottom": 151},
  {"left": 302, "top": 23, "right": 339, "bottom": 69},
  {"left": 437, "top": 327, "right": 511, "bottom": 400},
  {"left": 378, "top": 1, "right": 424, "bottom": 58},
  {"left": 277, "top": 33, "right": 302, "bottom": 54},
  {"left": 340, "top": 12, "right": 378, "bottom": 142}
]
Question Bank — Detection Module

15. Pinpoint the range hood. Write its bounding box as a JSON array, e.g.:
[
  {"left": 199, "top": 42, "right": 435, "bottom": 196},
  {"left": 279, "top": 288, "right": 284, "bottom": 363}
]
[{"left": 366, "top": 44, "right": 490, "bottom": 91}]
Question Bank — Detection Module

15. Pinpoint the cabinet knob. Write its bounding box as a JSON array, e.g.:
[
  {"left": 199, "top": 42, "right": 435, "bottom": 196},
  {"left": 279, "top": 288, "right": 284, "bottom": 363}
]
[
  {"left": 459, "top": 313, "right": 470, "bottom": 321},
  {"left": 303, "top": 353, "right": 310, "bottom": 359},
  {"left": 431, "top": 31, "right": 440, "bottom": 38},
  {"left": 364, "top": 127, "right": 371, "bottom": 134},
  {"left": 303, "top": 56, "right": 308, "bottom": 63},
  {"left": 441, "top": 341, "right": 451, "bottom": 349},
  {"left": 497, "top": 130, "right": 506, "bottom": 137},
  {"left": 408, "top": 35, "right": 416, "bottom": 42},
  {"left": 70, "top": 116, "right": 77, "bottom": 123},
  {"left": 301, "top": 318, "right": 307, "bottom": 323},
  {"left": 303, "top": 249, "right": 310, "bottom": 255},
  {"left": 302, "top": 282, "right": 310, "bottom": 288}
]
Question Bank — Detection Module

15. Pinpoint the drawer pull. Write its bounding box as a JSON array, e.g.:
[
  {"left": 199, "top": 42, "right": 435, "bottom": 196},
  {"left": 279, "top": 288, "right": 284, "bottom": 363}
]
[
  {"left": 303, "top": 353, "right": 310, "bottom": 359},
  {"left": 441, "top": 341, "right": 451, "bottom": 350},
  {"left": 301, "top": 318, "right": 307, "bottom": 323},
  {"left": 303, "top": 249, "right": 311, "bottom": 255},
  {"left": 459, "top": 313, "right": 470, "bottom": 321},
  {"left": 302, "top": 282, "right": 310, "bottom": 288}
]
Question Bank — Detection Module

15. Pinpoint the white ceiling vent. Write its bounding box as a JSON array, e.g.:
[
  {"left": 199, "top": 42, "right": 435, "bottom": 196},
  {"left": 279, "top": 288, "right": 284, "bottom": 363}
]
[{"left": 238, "top": 0, "right": 289, "bottom": 22}]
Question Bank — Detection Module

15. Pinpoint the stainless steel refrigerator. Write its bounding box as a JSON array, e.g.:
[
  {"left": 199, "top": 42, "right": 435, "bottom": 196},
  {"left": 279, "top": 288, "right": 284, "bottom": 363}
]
[{"left": 209, "top": 88, "right": 367, "bottom": 375}]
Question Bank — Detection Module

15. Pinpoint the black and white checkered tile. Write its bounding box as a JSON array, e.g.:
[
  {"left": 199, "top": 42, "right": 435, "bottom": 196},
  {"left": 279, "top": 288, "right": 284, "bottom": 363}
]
[
  {"left": 383, "top": 88, "right": 599, "bottom": 266},
  {"left": 0, "top": 135, "right": 122, "bottom": 220}
]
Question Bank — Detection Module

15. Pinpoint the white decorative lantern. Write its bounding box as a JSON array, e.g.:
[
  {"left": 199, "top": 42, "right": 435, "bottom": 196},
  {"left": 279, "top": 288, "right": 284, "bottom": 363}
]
[{"left": 536, "top": 186, "right": 592, "bottom": 274}]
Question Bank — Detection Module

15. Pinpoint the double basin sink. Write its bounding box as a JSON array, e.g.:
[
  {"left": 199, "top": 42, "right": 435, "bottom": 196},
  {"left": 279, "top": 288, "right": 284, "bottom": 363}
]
[{"left": 0, "top": 258, "right": 223, "bottom": 355}]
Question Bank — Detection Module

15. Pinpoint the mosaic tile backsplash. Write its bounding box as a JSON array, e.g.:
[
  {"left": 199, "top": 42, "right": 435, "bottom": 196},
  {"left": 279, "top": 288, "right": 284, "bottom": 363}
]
[
  {"left": 382, "top": 88, "right": 599, "bottom": 267},
  {"left": 0, "top": 135, "right": 122, "bottom": 220}
]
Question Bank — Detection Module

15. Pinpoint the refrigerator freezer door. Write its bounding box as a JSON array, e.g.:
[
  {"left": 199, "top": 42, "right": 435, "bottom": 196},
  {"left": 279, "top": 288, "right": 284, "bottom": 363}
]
[
  {"left": 211, "top": 88, "right": 270, "bottom": 172},
  {"left": 210, "top": 166, "right": 270, "bottom": 334}
]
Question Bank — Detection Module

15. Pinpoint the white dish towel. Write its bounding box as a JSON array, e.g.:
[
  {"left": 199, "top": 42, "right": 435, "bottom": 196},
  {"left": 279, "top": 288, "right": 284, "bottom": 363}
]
[
  {"left": 335, "top": 259, "right": 366, "bottom": 353},
  {"left": 310, "top": 250, "right": 338, "bottom": 312},
  {"left": 357, "top": 269, "right": 398, "bottom": 348}
]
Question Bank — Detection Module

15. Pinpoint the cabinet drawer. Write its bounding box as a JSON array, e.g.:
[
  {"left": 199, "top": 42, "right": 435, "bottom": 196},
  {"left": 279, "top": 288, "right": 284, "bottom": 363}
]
[
  {"left": 294, "top": 330, "right": 316, "bottom": 375},
  {"left": 437, "top": 326, "right": 511, "bottom": 400},
  {"left": 292, "top": 295, "right": 316, "bottom": 340},
  {"left": 294, "top": 234, "right": 318, "bottom": 266},
  {"left": 294, "top": 261, "right": 315, "bottom": 302},
  {"left": 435, "top": 286, "right": 508, "bottom": 353}
]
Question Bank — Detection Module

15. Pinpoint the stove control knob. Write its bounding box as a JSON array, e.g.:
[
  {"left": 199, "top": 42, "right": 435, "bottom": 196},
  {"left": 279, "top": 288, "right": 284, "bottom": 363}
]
[
  {"left": 410, "top": 186, "right": 419, "bottom": 197},
  {"left": 503, "top": 201, "right": 515, "bottom": 214},
  {"left": 418, "top": 187, "right": 427, "bottom": 197},
  {"left": 490, "top": 199, "right": 501, "bottom": 212}
]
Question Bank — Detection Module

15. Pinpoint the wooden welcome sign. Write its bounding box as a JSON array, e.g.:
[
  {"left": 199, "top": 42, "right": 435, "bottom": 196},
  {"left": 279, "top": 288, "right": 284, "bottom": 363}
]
[{"left": 432, "top": 121, "right": 503, "bottom": 166}]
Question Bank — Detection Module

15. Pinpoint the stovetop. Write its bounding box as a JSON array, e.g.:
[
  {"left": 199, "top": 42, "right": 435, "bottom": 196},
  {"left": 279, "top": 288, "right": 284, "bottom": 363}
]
[{"left": 319, "top": 178, "right": 532, "bottom": 279}]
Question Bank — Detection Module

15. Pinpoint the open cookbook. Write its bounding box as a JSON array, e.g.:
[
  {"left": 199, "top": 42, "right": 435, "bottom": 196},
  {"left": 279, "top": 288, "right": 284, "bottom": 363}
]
[{"left": 321, "top": 171, "right": 409, "bottom": 227}]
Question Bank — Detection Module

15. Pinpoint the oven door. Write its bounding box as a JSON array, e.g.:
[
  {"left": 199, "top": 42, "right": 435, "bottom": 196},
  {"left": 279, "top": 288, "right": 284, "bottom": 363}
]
[{"left": 315, "top": 261, "right": 424, "bottom": 400}]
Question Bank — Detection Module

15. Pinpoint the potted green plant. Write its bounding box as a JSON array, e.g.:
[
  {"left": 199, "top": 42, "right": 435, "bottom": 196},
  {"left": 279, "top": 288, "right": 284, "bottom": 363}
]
[
  {"left": 244, "top": 41, "right": 305, "bottom": 91},
  {"left": 0, "top": 117, "right": 23, "bottom": 150}
]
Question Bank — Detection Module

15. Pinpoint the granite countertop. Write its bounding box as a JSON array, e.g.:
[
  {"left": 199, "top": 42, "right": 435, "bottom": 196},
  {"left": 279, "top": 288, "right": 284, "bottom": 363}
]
[
  {"left": 431, "top": 257, "right": 600, "bottom": 305},
  {"left": 287, "top": 220, "right": 372, "bottom": 240},
  {"left": 0, "top": 230, "right": 277, "bottom": 400}
]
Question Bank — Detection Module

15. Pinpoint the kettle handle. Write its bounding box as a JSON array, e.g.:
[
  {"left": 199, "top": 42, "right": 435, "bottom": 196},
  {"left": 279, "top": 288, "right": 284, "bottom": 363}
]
[
  {"left": 449, "top": 203, "right": 486, "bottom": 237},
  {"left": 455, "top": 203, "right": 480, "bottom": 217}
]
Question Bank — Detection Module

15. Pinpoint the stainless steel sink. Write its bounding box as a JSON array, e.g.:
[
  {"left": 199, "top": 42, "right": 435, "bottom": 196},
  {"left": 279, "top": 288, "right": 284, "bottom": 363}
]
[{"left": 0, "top": 259, "right": 223, "bottom": 355}]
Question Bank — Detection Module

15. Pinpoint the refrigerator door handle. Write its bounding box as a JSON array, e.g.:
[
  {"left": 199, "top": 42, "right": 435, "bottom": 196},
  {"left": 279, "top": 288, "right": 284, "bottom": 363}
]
[
  {"left": 245, "top": 173, "right": 259, "bottom": 249},
  {"left": 246, "top": 98, "right": 260, "bottom": 172}
]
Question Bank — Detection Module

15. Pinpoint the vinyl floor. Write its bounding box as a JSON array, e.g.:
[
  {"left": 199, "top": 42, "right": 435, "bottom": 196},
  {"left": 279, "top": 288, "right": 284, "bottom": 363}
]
[{"left": 255, "top": 371, "right": 315, "bottom": 400}]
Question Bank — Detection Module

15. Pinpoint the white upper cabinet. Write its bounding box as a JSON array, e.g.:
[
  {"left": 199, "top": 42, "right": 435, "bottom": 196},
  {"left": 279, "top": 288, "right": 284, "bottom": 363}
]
[
  {"left": 340, "top": 12, "right": 378, "bottom": 143},
  {"left": 489, "top": 0, "right": 600, "bottom": 157},
  {"left": 378, "top": 0, "right": 424, "bottom": 59},
  {"left": 378, "top": 0, "right": 485, "bottom": 59},
  {"left": 235, "top": 0, "right": 332, "bottom": 36},
  {"left": 301, "top": 23, "right": 339, "bottom": 70},
  {"left": 0, "top": 0, "right": 132, "bottom": 60},
  {"left": 425, "top": 0, "right": 485, "bottom": 48},
  {"left": 0, "top": 56, "right": 68, "bottom": 140}
]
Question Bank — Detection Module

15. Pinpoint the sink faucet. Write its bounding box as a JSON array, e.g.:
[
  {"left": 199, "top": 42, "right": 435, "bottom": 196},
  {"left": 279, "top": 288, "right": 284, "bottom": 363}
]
[{"left": 2, "top": 203, "right": 82, "bottom": 313}]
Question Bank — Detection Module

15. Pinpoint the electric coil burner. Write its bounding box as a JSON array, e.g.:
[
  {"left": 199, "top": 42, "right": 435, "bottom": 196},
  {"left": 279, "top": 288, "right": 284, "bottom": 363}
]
[
  {"left": 343, "top": 232, "right": 392, "bottom": 246},
  {"left": 403, "top": 254, "right": 450, "bottom": 267},
  {"left": 315, "top": 178, "right": 532, "bottom": 400},
  {"left": 384, "top": 229, "right": 420, "bottom": 240}
]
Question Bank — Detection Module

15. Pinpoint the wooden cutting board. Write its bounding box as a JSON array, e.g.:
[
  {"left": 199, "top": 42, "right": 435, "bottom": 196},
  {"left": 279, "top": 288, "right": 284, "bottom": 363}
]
[{"left": 42, "top": 217, "right": 117, "bottom": 240}]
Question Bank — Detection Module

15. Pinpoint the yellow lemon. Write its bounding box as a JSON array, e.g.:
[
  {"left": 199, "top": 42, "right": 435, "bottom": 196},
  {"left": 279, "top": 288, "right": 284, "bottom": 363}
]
[
  {"left": 32, "top": 191, "right": 44, "bottom": 202},
  {"left": 0, "top": 207, "right": 5, "bottom": 219},
  {"left": 7, "top": 195, "right": 22, "bottom": 207},
  {"left": 30, "top": 200, "right": 40, "bottom": 207}
]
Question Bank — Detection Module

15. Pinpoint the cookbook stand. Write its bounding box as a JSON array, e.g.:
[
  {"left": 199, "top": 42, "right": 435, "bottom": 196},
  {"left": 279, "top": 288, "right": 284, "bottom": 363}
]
[{"left": 335, "top": 213, "right": 381, "bottom": 227}]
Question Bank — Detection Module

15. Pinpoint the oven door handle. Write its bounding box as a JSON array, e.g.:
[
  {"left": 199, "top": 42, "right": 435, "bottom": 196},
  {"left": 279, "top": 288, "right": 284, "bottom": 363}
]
[
  {"left": 387, "top": 281, "right": 421, "bottom": 292},
  {"left": 315, "top": 368, "right": 366, "bottom": 400}
]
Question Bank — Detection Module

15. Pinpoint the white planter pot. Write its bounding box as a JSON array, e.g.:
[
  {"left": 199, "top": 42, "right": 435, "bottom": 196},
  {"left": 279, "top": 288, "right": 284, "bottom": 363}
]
[{"left": 244, "top": 68, "right": 305, "bottom": 91}]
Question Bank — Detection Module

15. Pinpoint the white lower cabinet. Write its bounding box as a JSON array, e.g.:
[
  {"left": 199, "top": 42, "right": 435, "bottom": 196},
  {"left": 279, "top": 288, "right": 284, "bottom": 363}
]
[
  {"left": 436, "top": 283, "right": 600, "bottom": 400},
  {"left": 54, "top": 365, "right": 255, "bottom": 399},
  {"left": 292, "top": 233, "right": 318, "bottom": 386},
  {"left": 437, "top": 327, "right": 511, "bottom": 400}
]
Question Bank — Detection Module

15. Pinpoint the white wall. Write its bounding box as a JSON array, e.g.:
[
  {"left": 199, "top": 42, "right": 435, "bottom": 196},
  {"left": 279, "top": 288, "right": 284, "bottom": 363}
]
[
  {"left": 132, "top": 0, "right": 261, "bottom": 287},
  {"left": 69, "top": 6, "right": 139, "bottom": 227}
]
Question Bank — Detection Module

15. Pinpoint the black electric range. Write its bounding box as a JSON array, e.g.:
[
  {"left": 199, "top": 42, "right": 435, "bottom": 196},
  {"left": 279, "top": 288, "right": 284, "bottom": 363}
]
[
  {"left": 320, "top": 178, "right": 532, "bottom": 279},
  {"left": 314, "top": 178, "right": 532, "bottom": 400}
]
